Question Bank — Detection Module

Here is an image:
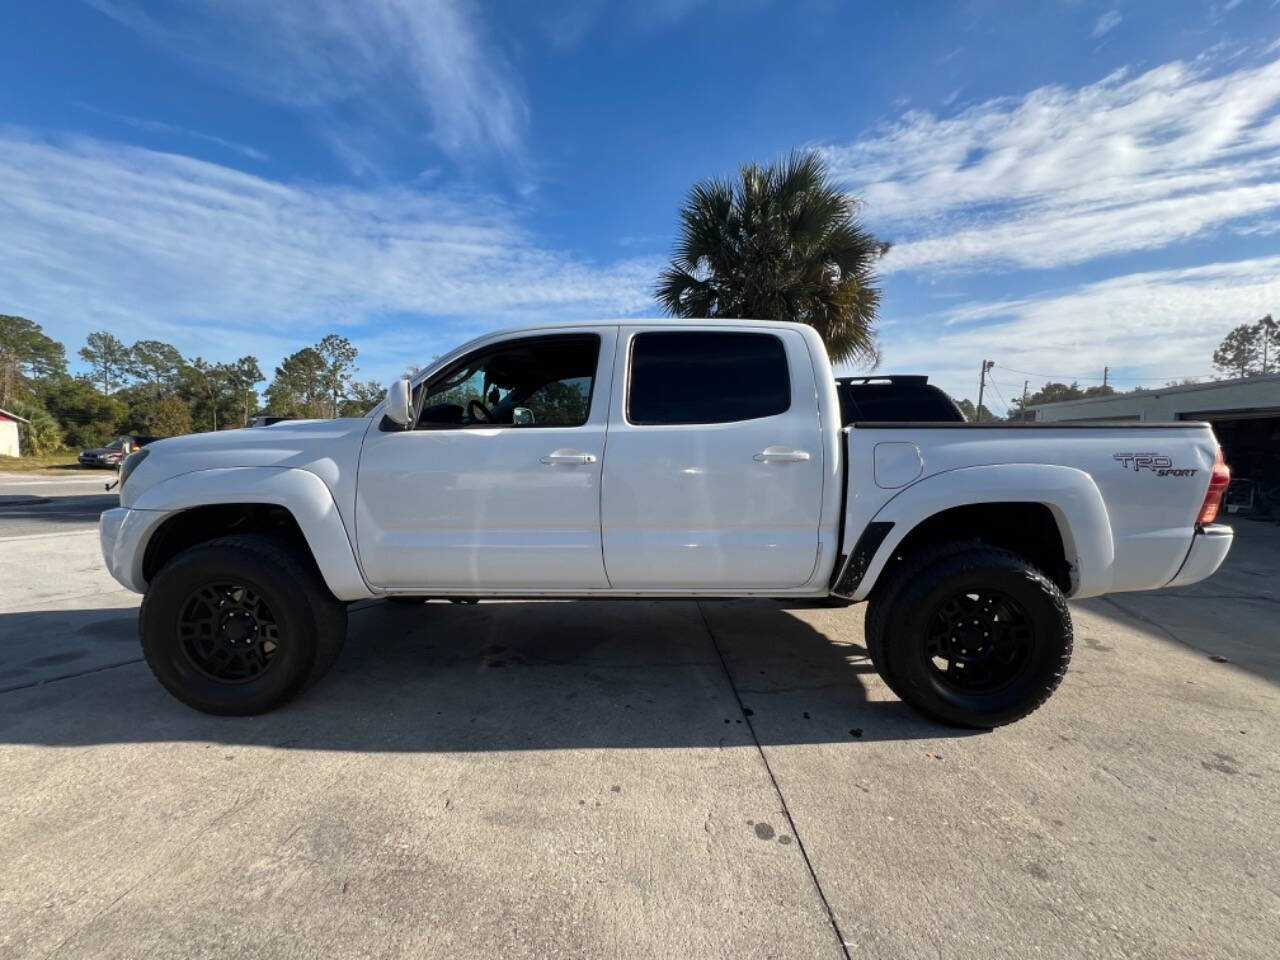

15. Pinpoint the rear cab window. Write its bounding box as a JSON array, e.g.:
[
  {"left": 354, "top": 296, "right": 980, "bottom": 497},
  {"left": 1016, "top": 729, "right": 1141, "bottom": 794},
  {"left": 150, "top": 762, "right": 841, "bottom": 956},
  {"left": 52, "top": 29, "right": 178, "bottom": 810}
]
[{"left": 627, "top": 331, "right": 790, "bottom": 425}]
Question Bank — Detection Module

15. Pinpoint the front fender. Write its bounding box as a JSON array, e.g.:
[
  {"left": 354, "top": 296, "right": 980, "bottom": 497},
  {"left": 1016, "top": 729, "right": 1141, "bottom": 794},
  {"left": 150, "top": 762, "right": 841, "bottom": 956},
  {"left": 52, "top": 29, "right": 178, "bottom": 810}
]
[
  {"left": 851, "top": 463, "right": 1116, "bottom": 601},
  {"left": 128, "top": 467, "right": 372, "bottom": 601}
]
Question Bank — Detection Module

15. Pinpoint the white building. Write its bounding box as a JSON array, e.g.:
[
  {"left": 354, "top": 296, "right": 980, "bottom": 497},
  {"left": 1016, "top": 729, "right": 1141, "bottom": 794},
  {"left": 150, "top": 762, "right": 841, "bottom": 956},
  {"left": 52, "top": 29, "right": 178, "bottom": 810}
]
[
  {"left": 1027, "top": 374, "right": 1280, "bottom": 485},
  {"left": 0, "top": 406, "right": 28, "bottom": 458}
]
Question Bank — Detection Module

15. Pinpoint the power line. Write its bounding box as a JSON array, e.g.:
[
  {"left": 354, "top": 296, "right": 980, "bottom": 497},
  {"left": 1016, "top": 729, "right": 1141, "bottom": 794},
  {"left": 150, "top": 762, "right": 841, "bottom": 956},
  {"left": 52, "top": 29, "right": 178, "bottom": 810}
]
[
  {"left": 983, "top": 375, "right": 1013, "bottom": 418},
  {"left": 996, "top": 364, "right": 1217, "bottom": 383}
]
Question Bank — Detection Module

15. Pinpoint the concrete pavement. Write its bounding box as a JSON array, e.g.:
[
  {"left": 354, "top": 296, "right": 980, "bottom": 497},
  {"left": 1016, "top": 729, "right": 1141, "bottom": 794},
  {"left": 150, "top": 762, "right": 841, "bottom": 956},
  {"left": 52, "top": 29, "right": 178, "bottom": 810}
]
[{"left": 1, "top": 480, "right": 1277, "bottom": 959}]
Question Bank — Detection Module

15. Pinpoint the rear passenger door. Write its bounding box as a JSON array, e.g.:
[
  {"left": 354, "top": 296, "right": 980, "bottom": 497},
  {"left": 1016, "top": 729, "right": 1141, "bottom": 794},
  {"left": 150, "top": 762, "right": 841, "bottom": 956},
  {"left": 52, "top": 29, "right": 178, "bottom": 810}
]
[{"left": 601, "top": 326, "right": 825, "bottom": 589}]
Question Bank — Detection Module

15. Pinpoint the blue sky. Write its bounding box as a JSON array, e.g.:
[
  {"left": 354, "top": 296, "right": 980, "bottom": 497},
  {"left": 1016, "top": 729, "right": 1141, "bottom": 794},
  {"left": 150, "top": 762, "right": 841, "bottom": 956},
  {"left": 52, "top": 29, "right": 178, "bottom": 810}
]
[{"left": 3, "top": 0, "right": 1280, "bottom": 409}]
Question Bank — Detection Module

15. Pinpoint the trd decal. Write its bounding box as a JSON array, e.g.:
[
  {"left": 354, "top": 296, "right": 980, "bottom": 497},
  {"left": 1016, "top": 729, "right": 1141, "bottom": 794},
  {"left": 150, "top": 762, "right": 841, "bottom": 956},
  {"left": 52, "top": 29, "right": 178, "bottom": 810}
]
[{"left": 1113, "top": 453, "right": 1198, "bottom": 477}]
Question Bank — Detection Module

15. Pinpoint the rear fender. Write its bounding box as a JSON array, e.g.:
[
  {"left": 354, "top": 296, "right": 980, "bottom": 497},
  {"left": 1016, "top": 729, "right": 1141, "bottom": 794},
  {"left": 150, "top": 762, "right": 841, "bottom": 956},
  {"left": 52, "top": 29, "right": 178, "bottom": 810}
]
[{"left": 851, "top": 463, "right": 1116, "bottom": 601}]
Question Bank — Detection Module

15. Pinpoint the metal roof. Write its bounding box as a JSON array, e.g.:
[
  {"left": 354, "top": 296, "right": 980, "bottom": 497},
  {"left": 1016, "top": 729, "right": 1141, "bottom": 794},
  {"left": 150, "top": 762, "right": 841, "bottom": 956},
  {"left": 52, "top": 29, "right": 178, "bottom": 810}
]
[{"left": 1025, "top": 372, "right": 1280, "bottom": 410}]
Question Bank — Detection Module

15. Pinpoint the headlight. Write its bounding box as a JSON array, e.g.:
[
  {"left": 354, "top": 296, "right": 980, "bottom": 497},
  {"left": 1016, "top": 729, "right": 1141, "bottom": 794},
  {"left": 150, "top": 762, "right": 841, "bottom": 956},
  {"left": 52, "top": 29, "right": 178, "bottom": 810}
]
[{"left": 118, "top": 448, "right": 149, "bottom": 490}]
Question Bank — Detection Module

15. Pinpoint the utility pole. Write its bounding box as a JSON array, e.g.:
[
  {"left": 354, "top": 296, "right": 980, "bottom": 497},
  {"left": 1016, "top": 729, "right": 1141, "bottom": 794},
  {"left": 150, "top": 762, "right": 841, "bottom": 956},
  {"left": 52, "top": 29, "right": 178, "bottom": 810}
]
[
  {"left": 1103, "top": 366, "right": 1109, "bottom": 388},
  {"left": 977, "top": 359, "right": 994, "bottom": 422}
]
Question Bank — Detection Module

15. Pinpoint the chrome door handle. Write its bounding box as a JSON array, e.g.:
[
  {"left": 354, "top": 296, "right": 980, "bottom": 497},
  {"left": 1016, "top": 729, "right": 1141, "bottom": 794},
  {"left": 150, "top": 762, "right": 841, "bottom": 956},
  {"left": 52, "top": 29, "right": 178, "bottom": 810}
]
[
  {"left": 540, "top": 451, "right": 597, "bottom": 465},
  {"left": 754, "top": 447, "right": 811, "bottom": 463}
]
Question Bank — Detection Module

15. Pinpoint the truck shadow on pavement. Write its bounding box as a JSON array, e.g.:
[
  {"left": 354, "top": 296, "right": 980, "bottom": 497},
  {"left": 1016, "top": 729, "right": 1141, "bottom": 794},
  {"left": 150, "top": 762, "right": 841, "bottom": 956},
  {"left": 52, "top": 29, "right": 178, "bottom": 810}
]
[
  {"left": 0, "top": 599, "right": 956, "bottom": 750},
  {"left": 0, "top": 492, "right": 119, "bottom": 526}
]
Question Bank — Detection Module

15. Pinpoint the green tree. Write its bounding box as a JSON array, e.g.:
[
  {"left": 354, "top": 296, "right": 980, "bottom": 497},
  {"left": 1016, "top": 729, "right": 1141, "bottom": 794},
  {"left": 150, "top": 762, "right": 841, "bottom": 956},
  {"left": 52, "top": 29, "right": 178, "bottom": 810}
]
[
  {"left": 119, "top": 339, "right": 190, "bottom": 434},
  {"left": 182, "top": 358, "right": 239, "bottom": 432},
  {"left": 5, "top": 398, "right": 64, "bottom": 456},
  {"left": 78, "top": 331, "right": 131, "bottom": 394},
  {"left": 35, "top": 375, "right": 128, "bottom": 449},
  {"left": 126, "top": 339, "right": 185, "bottom": 388},
  {"left": 0, "top": 315, "right": 67, "bottom": 407},
  {"left": 656, "top": 151, "right": 890, "bottom": 366},
  {"left": 338, "top": 379, "right": 385, "bottom": 417},
  {"left": 117, "top": 383, "right": 188, "bottom": 436},
  {"left": 265, "top": 347, "right": 327, "bottom": 418},
  {"left": 1259, "top": 314, "right": 1278, "bottom": 375},
  {"left": 225, "top": 356, "right": 265, "bottom": 426},
  {"left": 953, "top": 398, "right": 996, "bottom": 423},
  {"left": 1008, "top": 381, "right": 1115, "bottom": 421},
  {"left": 1212, "top": 323, "right": 1262, "bottom": 378},
  {"left": 150, "top": 394, "right": 193, "bottom": 436},
  {"left": 316, "top": 334, "right": 359, "bottom": 418}
]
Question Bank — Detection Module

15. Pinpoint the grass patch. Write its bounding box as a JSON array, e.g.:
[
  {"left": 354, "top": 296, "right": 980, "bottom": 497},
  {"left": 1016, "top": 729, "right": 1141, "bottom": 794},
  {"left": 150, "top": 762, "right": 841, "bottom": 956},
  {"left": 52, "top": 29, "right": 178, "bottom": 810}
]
[{"left": 0, "top": 452, "right": 87, "bottom": 473}]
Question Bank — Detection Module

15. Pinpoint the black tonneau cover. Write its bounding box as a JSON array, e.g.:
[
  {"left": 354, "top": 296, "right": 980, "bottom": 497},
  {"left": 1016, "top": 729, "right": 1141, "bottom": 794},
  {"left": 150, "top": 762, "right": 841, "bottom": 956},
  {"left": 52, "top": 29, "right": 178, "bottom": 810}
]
[{"left": 835, "top": 376, "right": 965, "bottom": 426}]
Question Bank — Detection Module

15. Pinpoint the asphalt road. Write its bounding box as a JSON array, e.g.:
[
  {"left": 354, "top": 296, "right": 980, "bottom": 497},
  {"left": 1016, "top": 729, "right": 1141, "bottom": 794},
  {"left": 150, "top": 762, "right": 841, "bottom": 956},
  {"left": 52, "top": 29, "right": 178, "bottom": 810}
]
[
  {"left": 0, "top": 472, "right": 118, "bottom": 538},
  {"left": 1, "top": 475, "right": 1277, "bottom": 959}
]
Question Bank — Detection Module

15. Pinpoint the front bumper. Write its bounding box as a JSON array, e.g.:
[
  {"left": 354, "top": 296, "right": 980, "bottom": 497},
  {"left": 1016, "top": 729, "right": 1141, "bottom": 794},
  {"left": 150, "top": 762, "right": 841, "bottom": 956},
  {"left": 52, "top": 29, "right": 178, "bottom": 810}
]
[
  {"left": 99, "top": 506, "right": 166, "bottom": 594},
  {"left": 1166, "top": 523, "right": 1233, "bottom": 588}
]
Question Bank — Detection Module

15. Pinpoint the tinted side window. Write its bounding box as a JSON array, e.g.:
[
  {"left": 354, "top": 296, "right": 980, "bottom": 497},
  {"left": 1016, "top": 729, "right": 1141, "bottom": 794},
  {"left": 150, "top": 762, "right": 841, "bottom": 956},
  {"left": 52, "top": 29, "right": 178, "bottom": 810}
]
[
  {"left": 415, "top": 334, "right": 599, "bottom": 429},
  {"left": 628, "top": 332, "right": 790, "bottom": 425}
]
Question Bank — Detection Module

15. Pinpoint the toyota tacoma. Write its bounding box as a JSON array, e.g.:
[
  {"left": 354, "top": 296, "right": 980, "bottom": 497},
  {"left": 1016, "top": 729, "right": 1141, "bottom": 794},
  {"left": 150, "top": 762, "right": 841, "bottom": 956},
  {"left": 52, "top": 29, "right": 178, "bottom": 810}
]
[{"left": 99, "top": 320, "right": 1233, "bottom": 726}]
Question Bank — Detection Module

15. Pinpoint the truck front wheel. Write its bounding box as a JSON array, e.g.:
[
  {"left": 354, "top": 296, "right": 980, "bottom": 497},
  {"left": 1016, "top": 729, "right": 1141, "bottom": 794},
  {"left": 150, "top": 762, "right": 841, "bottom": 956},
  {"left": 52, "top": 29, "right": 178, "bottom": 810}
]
[
  {"left": 140, "top": 534, "right": 347, "bottom": 716},
  {"left": 872, "top": 545, "right": 1072, "bottom": 728}
]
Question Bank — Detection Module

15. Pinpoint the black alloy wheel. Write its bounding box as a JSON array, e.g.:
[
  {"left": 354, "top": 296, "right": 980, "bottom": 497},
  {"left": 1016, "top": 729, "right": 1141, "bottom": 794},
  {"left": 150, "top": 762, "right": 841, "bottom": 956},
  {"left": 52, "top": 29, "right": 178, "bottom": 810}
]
[
  {"left": 178, "top": 582, "right": 281, "bottom": 683},
  {"left": 925, "top": 587, "right": 1034, "bottom": 695},
  {"left": 873, "top": 543, "right": 1073, "bottom": 728},
  {"left": 141, "top": 534, "right": 347, "bottom": 715}
]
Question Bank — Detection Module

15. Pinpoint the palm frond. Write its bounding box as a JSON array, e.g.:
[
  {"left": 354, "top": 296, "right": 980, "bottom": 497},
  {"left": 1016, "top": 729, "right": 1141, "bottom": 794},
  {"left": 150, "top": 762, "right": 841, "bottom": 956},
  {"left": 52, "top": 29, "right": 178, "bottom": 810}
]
[{"left": 658, "top": 150, "right": 888, "bottom": 359}]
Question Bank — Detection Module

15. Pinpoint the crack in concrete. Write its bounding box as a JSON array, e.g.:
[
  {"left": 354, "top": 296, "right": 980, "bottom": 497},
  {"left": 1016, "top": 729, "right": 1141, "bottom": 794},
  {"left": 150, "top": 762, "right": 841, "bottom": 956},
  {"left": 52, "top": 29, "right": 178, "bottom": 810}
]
[
  {"left": 696, "top": 601, "right": 853, "bottom": 960},
  {"left": 0, "top": 657, "right": 143, "bottom": 695}
]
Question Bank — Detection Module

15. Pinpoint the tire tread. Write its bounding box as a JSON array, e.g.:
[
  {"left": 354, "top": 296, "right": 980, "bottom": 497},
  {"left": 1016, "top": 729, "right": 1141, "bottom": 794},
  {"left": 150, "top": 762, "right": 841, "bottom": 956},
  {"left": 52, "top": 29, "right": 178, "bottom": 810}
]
[
  {"left": 140, "top": 533, "right": 346, "bottom": 714},
  {"left": 871, "top": 542, "right": 1072, "bottom": 728}
]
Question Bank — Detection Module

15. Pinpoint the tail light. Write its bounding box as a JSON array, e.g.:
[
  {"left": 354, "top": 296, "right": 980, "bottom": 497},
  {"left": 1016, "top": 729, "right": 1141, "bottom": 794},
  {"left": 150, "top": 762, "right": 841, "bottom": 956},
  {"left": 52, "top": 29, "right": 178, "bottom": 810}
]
[{"left": 1197, "top": 446, "right": 1230, "bottom": 525}]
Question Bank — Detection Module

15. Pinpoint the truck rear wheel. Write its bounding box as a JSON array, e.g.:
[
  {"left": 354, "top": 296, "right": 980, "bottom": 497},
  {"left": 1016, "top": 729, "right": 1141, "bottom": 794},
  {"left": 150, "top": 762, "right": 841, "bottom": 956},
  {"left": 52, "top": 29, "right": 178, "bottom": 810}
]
[
  {"left": 140, "top": 534, "right": 346, "bottom": 716},
  {"left": 872, "top": 544, "right": 1072, "bottom": 728}
]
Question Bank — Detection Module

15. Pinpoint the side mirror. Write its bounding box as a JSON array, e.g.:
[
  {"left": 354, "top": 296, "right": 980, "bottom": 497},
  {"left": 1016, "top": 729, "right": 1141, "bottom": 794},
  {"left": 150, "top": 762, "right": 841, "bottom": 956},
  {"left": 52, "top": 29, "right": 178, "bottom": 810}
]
[
  {"left": 512, "top": 406, "right": 535, "bottom": 426},
  {"left": 384, "top": 377, "right": 413, "bottom": 428}
]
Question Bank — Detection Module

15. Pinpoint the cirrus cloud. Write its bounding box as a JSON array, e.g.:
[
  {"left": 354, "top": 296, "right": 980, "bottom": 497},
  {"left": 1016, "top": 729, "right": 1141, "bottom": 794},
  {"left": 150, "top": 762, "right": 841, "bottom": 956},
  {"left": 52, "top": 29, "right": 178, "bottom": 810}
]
[
  {"left": 0, "top": 130, "right": 658, "bottom": 380},
  {"left": 84, "top": 0, "right": 527, "bottom": 164},
  {"left": 822, "top": 52, "right": 1280, "bottom": 272},
  {"left": 875, "top": 254, "right": 1280, "bottom": 403}
]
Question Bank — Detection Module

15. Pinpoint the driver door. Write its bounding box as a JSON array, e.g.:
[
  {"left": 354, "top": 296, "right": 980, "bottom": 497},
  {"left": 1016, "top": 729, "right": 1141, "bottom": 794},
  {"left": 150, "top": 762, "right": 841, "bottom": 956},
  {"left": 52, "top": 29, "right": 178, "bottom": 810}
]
[{"left": 355, "top": 328, "right": 615, "bottom": 591}]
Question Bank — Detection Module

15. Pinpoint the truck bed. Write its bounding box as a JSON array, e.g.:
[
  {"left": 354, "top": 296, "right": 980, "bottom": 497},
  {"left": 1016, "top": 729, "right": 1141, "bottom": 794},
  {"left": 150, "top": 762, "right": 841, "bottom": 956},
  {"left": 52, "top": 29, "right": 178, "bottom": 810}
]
[{"left": 837, "top": 419, "right": 1223, "bottom": 600}]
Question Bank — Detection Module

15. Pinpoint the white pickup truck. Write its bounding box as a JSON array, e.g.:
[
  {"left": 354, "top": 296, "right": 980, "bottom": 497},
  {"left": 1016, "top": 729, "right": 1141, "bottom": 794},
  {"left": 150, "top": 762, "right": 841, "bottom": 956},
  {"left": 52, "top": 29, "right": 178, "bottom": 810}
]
[{"left": 99, "top": 320, "right": 1233, "bottom": 727}]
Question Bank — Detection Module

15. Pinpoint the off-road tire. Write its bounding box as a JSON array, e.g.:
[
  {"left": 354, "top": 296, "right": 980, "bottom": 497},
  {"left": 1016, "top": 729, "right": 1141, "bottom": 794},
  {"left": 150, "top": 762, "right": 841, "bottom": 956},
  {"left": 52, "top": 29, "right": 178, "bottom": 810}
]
[
  {"left": 873, "top": 544, "right": 1072, "bottom": 728},
  {"left": 140, "top": 534, "right": 346, "bottom": 715},
  {"left": 864, "top": 541, "right": 980, "bottom": 698}
]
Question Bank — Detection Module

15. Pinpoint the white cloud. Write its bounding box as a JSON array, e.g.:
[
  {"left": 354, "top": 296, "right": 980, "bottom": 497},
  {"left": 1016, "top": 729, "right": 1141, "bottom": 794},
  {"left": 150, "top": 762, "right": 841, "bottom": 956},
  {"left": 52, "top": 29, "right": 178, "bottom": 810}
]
[
  {"left": 1092, "top": 10, "right": 1122, "bottom": 38},
  {"left": 75, "top": 103, "right": 268, "bottom": 162},
  {"left": 84, "top": 0, "right": 526, "bottom": 162},
  {"left": 0, "top": 131, "right": 657, "bottom": 380},
  {"left": 877, "top": 256, "right": 1280, "bottom": 402},
  {"left": 822, "top": 53, "right": 1280, "bottom": 271}
]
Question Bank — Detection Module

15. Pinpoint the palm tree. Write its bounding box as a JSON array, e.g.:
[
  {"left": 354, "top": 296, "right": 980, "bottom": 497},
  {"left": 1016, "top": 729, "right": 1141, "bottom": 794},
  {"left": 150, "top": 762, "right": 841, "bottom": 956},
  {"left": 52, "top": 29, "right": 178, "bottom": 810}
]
[{"left": 656, "top": 151, "right": 890, "bottom": 366}]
